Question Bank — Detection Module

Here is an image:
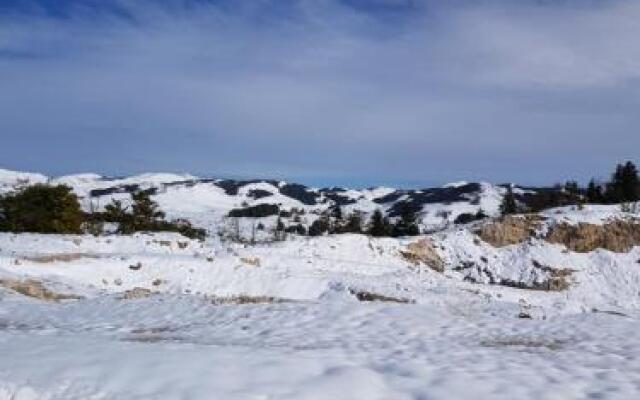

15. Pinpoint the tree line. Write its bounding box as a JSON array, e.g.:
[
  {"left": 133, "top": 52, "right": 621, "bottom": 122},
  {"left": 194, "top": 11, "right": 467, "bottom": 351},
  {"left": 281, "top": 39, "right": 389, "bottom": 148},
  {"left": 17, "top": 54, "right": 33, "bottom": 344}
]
[
  {"left": 500, "top": 161, "right": 640, "bottom": 215},
  {"left": 0, "top": 185, "right": 205, "bottom": 239},
  {"left": 1, "top": 160, "right": 637, "bottom": 238}
]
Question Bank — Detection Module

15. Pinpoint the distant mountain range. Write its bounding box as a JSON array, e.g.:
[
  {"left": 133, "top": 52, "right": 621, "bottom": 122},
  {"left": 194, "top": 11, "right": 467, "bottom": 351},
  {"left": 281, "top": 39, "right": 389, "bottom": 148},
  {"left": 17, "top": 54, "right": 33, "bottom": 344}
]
[{"left": 0, "top": 168, "right": 556, "bottom": 232}]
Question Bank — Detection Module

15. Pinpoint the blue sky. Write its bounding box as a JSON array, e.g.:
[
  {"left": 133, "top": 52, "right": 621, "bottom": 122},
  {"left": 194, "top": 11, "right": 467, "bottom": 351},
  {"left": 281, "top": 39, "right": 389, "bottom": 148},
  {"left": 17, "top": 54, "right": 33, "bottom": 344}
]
[{"left": 1, "top": 0, "right": 639, "bottom": 188}]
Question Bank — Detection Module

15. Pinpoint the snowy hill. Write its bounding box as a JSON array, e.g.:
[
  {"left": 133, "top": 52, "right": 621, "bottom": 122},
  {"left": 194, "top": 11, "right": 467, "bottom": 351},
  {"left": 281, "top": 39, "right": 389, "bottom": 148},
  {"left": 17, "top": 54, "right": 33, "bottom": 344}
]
[
  {"left": 2, "top": 168, "right": 640, "bottom": 399},
  {"left": 0, "top": 168, "right": 515, "bottom": 233}
]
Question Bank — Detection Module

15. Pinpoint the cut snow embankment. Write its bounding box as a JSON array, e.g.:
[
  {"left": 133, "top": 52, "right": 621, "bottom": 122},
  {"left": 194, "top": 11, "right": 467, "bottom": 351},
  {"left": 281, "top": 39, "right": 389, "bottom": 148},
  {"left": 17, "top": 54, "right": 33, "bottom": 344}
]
[{"left": 0, "top": 233, "right": 429, "bottom": 303}]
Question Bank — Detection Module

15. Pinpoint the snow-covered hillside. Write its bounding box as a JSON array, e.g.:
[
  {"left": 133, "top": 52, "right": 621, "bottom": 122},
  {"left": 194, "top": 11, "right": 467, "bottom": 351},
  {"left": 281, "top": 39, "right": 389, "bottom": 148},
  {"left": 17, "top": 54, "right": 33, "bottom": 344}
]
[
  {"left": 2, "top": 168, "right": 640, "bottom": 399},
  {"left": 0, "top": 168, "right": 509, "bottom": 234}
]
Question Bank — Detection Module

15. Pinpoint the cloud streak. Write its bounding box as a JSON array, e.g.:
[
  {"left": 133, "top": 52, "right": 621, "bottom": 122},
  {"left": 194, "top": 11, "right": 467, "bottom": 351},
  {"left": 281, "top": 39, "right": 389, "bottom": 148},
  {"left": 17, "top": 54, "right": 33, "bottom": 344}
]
[{"left": 1, "top": 0, "right": 639, "bottom": 187}]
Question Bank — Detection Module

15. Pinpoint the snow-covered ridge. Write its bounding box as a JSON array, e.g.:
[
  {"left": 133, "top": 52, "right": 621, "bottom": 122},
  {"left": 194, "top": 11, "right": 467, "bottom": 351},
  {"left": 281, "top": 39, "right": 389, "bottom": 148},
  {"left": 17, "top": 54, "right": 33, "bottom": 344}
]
[
  {"left": 0, "top": 168, "right": 513, "bottom": 232},
  {"left": 0, "top": 168, "right": 48, "bottom": 192}
]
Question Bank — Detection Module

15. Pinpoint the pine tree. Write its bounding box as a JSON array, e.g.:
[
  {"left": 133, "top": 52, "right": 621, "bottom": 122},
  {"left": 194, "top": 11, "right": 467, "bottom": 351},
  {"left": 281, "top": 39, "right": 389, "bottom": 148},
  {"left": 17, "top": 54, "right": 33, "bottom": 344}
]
[
  {"left": 564, "top": 180, "right": 580, "bottom": 196},
  {"left": 329, "top": 205, "right": 344, "bottom": 233},
  {"left": 105, "top": 191, "right": 165, "bottom": 233},
  {"left": 368, "top": 209, "right": 392, "bottom": 237},
  {"left": 586, "top": 179, "right": 603, "bottom": 204},
  {"left": 308, "top": 214, "right": 330, "bottom": 237},
  {"left": 0, "top": 184, "right": 83, "bottom": 234},
  {"left": 500, "top": 186, "right": 518, "bottom": 216},
  {"left": 131, "top": 190, "right": 165, "bottom": 230},
  {"left": 392, "top": 202, "right": 420, "bottom": 237},
  {"left": 342, "top": 212, "right": 362, "bottom": 234},
  {"left": 331, "top": 205, "right": 343, "bottom": 221},
  {"left": 620, "top": 161, "right": 639, "bottom": 202},
  {"left": 274, "top": 216, "right": 285, "bottom": 241},
  {"left": 606, "top": 161, "right": 639, "bottom": 203}
]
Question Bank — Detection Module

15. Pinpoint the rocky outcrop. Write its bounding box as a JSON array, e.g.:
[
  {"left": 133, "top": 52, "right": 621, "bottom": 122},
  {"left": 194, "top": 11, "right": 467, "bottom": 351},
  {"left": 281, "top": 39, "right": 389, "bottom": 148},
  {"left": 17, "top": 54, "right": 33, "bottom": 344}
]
[
  {"left": 400, "top": 239, "right": 444, "bottom": 272},
  {"left": 475, "top": 215, "right": 543, "bottom": 247},
  {"left": 545, "top": 220, "right": 640, "bottom": 253}
]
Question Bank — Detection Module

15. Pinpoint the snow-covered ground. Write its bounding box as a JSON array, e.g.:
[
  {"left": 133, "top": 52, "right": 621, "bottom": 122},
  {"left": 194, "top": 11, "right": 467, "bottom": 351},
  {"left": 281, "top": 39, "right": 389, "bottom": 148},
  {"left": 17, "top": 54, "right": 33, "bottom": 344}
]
[
  {"left": 1, "top": 204, "right": 640, "bottom": 399},
  {"left": 1, "top": 168, "right": 640, "bottom": 399},
  {"left": 2, "top": 295, "right": 640, "bottom": 400}
]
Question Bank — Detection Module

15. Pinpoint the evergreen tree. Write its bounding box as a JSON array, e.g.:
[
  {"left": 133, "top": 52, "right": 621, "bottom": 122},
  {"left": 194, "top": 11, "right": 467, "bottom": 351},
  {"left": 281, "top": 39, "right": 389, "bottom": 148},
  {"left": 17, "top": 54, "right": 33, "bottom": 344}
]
[
  {"left": 500, "top": 186, "right": 518, "bottom": 216},
  {"left": 342, "top": 211, "right": 363, "bottom": 234},
  {"left": 331, "top": 205, "right": 343, "bottom": 221},
  {"left": 131, "top": 190, "right": 165, "bottom": 230},
  {"left": 368, "top": 209, "right": 392, "bottom": 237},
  {"left": 274, "top": 216, "right": 285, "bottom": 241},
  {"left": 606, "top": 161, "right": 639, "bottom": 203},
  {"left": 104, "top": 200, "right": 133, "bottom": 228},
  {"left": 0, "top": 184, "right": 83, "bottom": 234},
  {"left": 564, "top": 180, "right": 580, "bottom": 196},
  {"left": 392, "top": 202, "right": 420, "bottom": 237},
  {"left": 586, "top": 179, "right": 603, "bottom": 203},
  {"left": 329, "top": 205, "right": 344, "bottom": 233},
  {"left": 308, "top": 215, "right": 330, "bottom": 236},
  {"left": 105, "top": 191, "right": 164, "bottom": 234}
]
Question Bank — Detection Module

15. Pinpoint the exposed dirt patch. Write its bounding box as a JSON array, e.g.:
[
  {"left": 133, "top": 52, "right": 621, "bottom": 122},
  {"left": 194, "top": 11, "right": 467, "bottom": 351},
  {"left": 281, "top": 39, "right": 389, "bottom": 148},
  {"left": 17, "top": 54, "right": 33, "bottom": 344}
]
[
  {"left": 119, "top": 287, "right": 155, "bottom": 300},
  {"left": 209, "top": 295, "right": 290, "bottom": 305},
  {"left": 122, "top": 335, "right": 186, "bottom": 344},
  {"left": 475, "top": 215, "right": 543, "bottom": 247},
  {"left": 0, "top": 278, "right": 81, "bottom": 301},
  {"left": 130, "top": 326, "right": 178, "bottom": 334},
  {"left": 239, "top": 257, "right": 261, "bottom": 267},
  {"left": 399, "top": 239, "right": 444, "bottom": 272},
  {"left": 480, "top": 337, "right": 567, "bottom": 351},
  {"left": 545, "top": 220, "right": 640, "bottom": 253},
  {"left": 20, "top": 252, "right": 101, "bottom": 263}
]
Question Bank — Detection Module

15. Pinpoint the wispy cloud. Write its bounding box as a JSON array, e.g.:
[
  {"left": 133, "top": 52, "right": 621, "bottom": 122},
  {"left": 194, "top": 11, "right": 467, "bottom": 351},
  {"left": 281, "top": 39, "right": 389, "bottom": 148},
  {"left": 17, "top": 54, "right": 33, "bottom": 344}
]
[{"left": 1, "top": 0, "right": 639, "bottom": 186}]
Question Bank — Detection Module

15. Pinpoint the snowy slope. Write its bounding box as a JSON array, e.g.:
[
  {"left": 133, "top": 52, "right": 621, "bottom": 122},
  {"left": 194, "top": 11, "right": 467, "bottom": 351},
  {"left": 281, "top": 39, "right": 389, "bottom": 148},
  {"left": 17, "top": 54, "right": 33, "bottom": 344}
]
[
  {"left": 1, "top": 211, "right": 640, "bottom": 399},
  {"left": 0, "top": 168, "right": 47, "bottom": 194},
  {"left": 2, "top": 169, "right": 640, "bottom": 399},
  {"left": 0, "top": 168, "right": 513, "bottom": 233}
]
